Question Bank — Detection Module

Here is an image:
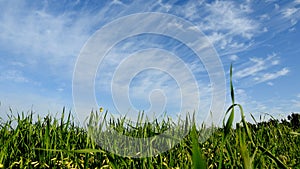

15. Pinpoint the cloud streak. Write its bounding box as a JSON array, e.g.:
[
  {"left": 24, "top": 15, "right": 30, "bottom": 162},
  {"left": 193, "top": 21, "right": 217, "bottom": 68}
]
[
  {"left": 235, "top": 53, "right": 284, "bottom": 83},
  {"left": 254, "top": 68, "right": 289, "bottom": 83}
]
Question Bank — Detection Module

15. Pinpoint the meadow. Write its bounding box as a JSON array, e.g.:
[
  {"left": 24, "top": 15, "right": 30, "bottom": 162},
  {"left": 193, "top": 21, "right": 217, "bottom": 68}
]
[{"left": 0, "top": 66, "right": 299, "bottom": 168}]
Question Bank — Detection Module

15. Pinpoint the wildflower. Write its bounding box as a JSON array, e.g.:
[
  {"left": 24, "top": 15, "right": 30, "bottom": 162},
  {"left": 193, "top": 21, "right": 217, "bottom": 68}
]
[{"left": 99, "top": 107, "right": 104, "bottom": 112}]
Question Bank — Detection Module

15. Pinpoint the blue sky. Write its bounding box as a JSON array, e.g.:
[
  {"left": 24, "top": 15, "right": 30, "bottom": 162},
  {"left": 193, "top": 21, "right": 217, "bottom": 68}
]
[{"left": 0, "top": 0, "right": 300, "bottom": 124}]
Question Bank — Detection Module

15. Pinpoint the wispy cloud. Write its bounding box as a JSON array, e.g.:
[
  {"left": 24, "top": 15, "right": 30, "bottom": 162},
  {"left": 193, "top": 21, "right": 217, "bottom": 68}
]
[
  {"left": 198, "top": 1, "right": 259, "bottom": 55},
  {"left": 0, "top": 70, "right": 29, "bottom": 83},
  {"left": 95, "top": 48, "right": 206, "bottom": 114},
  {"left": 235, "top": 54, "right": 279, "bottom": 79},
  {"left": 0, "top": 0, "right": 298, "bottom": 122},
  {"left": 267, "top": 0, "right": 300, "bottom": 32},
  {"left": 0, "top": 1, "right": 93, "bottom": 80},
  {"left": 233, "top": 52, "right": 290, "bottom": 86},
  {"left": 229, "top": 55, "right": 239, "bottom": 61},
  {"left": 203, "top": 1, "right": 258, "bottom": 39},
  {"left": 282, "top": 7, "right": 299, "bottom": 18},
  {"left": 254, "top": 67, "right": 289, "bottom": 83}
]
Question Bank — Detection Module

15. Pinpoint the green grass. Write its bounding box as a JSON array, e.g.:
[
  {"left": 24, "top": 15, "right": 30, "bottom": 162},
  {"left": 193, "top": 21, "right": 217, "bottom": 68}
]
[{"left": 0, "top": 65, "right": 299, "bottom": 168}]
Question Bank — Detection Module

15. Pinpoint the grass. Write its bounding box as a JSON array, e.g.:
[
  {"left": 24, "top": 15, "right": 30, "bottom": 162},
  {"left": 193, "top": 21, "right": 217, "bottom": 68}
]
[{"left": 0, "top": 65, "right": 299, "bottom": 168}]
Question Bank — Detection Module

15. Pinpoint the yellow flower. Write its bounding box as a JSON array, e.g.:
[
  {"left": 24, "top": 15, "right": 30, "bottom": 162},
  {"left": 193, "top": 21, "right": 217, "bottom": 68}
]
[{"left": 99, "top": 107, "right": 104, "bottom": 112}]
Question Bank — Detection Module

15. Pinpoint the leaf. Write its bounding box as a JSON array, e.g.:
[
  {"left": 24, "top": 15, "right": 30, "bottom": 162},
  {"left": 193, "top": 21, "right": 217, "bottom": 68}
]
[
  {"left": 191, "top": 124, "right": 207, "bottom": 169},
  {"left": 289, "top": 131, "right": 300, "bottom": 136}
]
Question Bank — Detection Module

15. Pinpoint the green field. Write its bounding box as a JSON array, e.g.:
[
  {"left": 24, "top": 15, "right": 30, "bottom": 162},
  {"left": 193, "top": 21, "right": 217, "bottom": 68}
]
[
  {"left": 1, "top": 109, "right": 299, "bottom": 168},
  {"left": 0, "top": 66, "right": 299, "bottom": 169}
]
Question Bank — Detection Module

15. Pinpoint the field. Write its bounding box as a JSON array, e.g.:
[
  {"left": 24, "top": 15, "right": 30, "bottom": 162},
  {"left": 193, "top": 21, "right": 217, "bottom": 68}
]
[{"left": 0, "top": 66, "right": 299, "bottom": 169}]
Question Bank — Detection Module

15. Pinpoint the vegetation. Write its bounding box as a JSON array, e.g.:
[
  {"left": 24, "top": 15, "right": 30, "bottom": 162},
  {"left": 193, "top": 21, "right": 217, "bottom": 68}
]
[{"left": 0, "top": 66, "right": 299, "bottom": 168}]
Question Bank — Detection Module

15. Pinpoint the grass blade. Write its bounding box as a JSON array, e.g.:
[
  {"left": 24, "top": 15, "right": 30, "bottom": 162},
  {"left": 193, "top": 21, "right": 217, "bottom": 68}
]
[{"left": 191, "top": 124, "right": 207, "bottom": 169}]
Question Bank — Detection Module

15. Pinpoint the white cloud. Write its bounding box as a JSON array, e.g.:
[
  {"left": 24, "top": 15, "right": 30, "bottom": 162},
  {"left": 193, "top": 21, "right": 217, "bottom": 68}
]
[
  {"left": 274, "top": 4, "right": 280, "bottom": 10},
  {"left": 0, "top": 70, "right": 29, "bottom": 83},
  {"left": 229, "top": 55, "right": 239, "bottom": 61},
  {"left": 107, "top": 49, "right": 201, "bottom": 114},
  {"left": 235, "top": 55, "right": 275, "bottom": 78},
  {"left": 254, "top": 68, "right": 289, "bottom": 83},
  {"left": 157, "top": 0, "right": 172, "bottom": 11},
  {"left": 189, "top": 61, "right": 206, "bottom": 73},
  {"left": 206, "top": 32, "right": 225, "bottom": 45},
  {"left": 289, "top": 27, "right": 297, "bottom": 32},
  {"left": 254, "top": 1, "right": 300, "bottom": 41},
  {"left": 0, "top": 1, "right": 94, "bottom": 79},
  {"left": 276, "top": 1, "right": 300, "bottom": 30},
  {"left": 203, "top": 1, "right": 259, "bottom": 39},
  {"left": 0, "top": 9, "right": 84, "bottom": 58},
  {"left": 180, "top": 1, "right": 199, "bottom": 20},
  {"left": 191, "top": 1, "right": 260, "bottom": 55},
  {"left": 259, "top": 14, "right": 270, "bottom": 20},
  {"left": 263, "top": 27, "right": 268, "bottom": 32},
  {"left": 112, "top": 0, "right": 126, "bottom": 6},
  {"left": 271, "top": 60, "right": 280, "bottom": 65},
  {"left": 239, "top": 3, "right": 253, "bottom": 13},
  {"left": 181, "top": 1, "right": 260, "bottom": 55},
  {"left": 0, "top": 0, "right": 298, "bottom": 122},
  {"left": 235, "top": 88, "right": 246, "bottom": 96},
  {"left": 291, "top": 18, "right": 298, "bottom": 25},
  {"left": 282, "top": 8, "right": 298, "bottom": 18},
  {"left": 233, "top": 52, "right": 290, "bottom": 85},
  {"left": 57, "top": 88, "right": 64, "bottom": 92},
  {"left": 91, "top": 43, "right": 223, "bottom": 122}
]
